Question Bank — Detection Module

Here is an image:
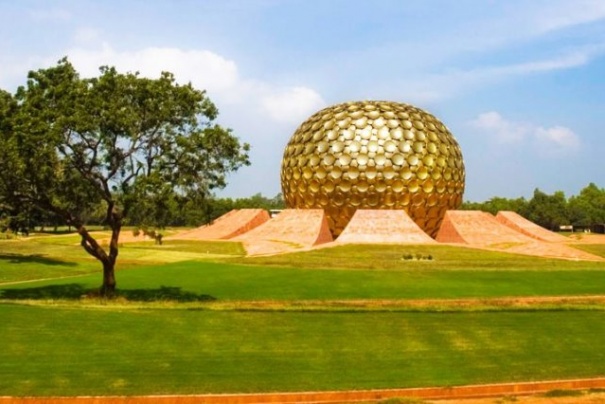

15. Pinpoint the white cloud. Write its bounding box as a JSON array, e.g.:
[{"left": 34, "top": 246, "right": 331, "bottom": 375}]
[
  {"left": 469, "top": 111, "right": 580, "bottom": 154},
  {"left": 261, "top": 87, "right": 326, "bottom": 124},
  {"left": 397, "top": 45, "right": 605, "bottom": 102},
  {"left": 65, "top": 44, "right": 239, "bottom": 94},
  {"left": 482, "top": 47, "right": 602, "bottom": 76},
  {"left": 59, "top": 43, "right": 326, "bottom": 128},
  {"left": 452, "top": 0, "right": 605, "bottom": 52},
  {"left": 469, "top": 112, "right": 530, "bottom": 143},
  {"left": 531, "top": 0, "right": 605, "bottom": 35},
  {"left": 535, "top": 126, "right": 581, "bottom": 149}
]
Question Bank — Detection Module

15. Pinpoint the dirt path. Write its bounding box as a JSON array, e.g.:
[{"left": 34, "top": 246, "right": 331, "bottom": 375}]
[
  {"left": 2, "top": 378, "right": 605, "bottom": 403},
  {"left": 567, "top": 234, "right": 605, "bottom": 244},
  {"left": 435, "top": 391, "right": 605, "bottom": 403},
  {"left": 194, "top": 295, "right": 605, "bottom": 312},
  {"left": 3, "top": 295, "right": 605, "bottom": 311}
]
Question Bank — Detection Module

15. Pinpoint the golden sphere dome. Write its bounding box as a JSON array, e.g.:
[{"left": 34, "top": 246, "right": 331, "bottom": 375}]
[{"left": 280, "top": 100, "right": 465, "bottom": 237}]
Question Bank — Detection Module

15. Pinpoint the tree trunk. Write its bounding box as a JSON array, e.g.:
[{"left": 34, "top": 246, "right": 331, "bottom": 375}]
[
  {"left": 104, "top": 216, "right": 121, "bottom": 297},
  {"left": 101, "top": 260, "right": 117, "bottom": 296},
  {"left": 74, "top": 223, "right": 116, "bottom": 297}
]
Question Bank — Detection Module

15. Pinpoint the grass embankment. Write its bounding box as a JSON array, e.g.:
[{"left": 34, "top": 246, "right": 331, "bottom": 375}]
[
  {"left": 4, "top": 261, "right": 605, "bottom": 304},
  {"left": 1, "top": 234, "right": 605, "bottom": 396}
]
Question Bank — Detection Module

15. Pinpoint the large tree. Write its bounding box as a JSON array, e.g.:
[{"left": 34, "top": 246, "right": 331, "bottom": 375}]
[
  {"left": 568, "top": 183, "right": 605, "bottom": 226},
  {"left": 1, "top": 58, "right": 250, "bottom": 295},
  {"left": 525, "top": 189, "right": 569, "bottom": 230},
  {"left": 0, "top": 89, "right": 22, "bottom": 232}
]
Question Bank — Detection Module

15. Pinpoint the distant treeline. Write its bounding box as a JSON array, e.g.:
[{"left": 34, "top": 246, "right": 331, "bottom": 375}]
[
  {"left": 460, "top": 183, "right": 605, "bottom": 231},
  {"left": 3, "top": 183, "right": 604, "bottom": 234},
  {"left": 0, "top": 193, "right": 286, "bottom": 234}
]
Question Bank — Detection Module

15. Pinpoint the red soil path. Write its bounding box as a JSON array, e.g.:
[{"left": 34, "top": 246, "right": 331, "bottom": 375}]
[
  {"left": 336, "top": 209, "right": 436, "bottom": 244},
  {"left": 232, "top": 209, "right": 333, "bottom": 255},
  {"left": 3, "top": 378, "right": 605, "bottom": 403}
]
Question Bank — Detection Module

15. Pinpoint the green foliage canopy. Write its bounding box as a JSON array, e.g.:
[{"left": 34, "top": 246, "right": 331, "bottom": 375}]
[
  {"left": 461, "top": 183, "right": 605, "bottom": 231},
  {"left": 0, "top": 58, "right": 250, "bottom": 294}
]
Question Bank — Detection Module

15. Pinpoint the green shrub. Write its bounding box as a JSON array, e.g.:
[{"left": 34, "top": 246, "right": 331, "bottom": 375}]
[
  {"left": 401, "top": 252, "right": 433, "bottom": 261},
  {"left": 542, "top": 389, "right": 583, "bottom": 397}
]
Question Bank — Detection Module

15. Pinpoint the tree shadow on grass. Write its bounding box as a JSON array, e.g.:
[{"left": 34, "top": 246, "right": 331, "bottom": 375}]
[
  {"left": 0, "top": 253, "right": 77, "bottom": 267},
  {"left": 0, "top": 284, "right": 216, "bottom": 302}
]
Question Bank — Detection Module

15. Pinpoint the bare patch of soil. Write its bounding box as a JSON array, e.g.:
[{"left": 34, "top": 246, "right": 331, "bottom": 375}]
[
  {"left": 567, "top": 234, "right": 605, "bottom": 244},
  {"left": 432, "top": 390, "right": 605, "bottom": 403},
  {"left": 3, "top": 382, "right": 605, "bottom": 403},
  {"left": 205, "top": 295, "right": 605, "bottom": 311}
]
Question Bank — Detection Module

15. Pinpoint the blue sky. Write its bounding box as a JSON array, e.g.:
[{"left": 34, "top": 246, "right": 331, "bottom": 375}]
[{"left": 1, "top": 0, "right": 604, "bottom": 202}]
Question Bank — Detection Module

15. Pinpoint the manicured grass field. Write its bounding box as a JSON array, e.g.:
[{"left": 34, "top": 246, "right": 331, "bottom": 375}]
[
  {"left": 573, "top": 243, "right": 605, "bottom": 258},
  {"left": 3, "top": 261, "right": 605, "bottom": 302},
  {"left": 0, "top": 237, "right": 244, "bottom": 284},
  {"left": 1, "top": 234, "right": 605, "bottom": 397},
  {"left": 2, "top": 304, "right": 605, "bottom": 396},
  {"left": 239, "top": 243, "right": 605, "bottom": 271},
  {"left": 0, "top": 239, "right": 100, "bottom": 283}
]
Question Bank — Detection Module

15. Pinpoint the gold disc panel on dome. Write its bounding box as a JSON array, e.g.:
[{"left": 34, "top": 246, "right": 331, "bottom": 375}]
[{"left": 280, "top": 100, "right": 465, "bottom": 237}]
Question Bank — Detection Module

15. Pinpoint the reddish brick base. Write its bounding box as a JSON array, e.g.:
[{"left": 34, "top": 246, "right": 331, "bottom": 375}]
[
  {"left": 336, "top": 209, "right": 436, "bottom": 244},
  {"left": 436, "top": 210, "right": 603, "bottom": 261},
  {"left": 233, "top": 209, "right": 333, "bottom": 255},
  {"left": 169, "top": 209, "right": 270, "bottom": 240},
  {"left": 496, "top": 211, "right": 568, "bottom": 243}
]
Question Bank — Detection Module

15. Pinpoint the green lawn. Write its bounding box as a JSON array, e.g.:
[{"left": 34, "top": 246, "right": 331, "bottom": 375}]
[
  {"left": 0, "top": 238, "right": 244, "bottom": 284},
  {"left": 573, "top": 243, "right": 605, "bottom": 258},
  {"left": 3, "top": 261, "right": 605, "bottom": 302},
  {"left": 126, "top": 239, "right": 245, "bottom": 256},
  {"left": 1, "top": 235, "right": 605, "bottom": 396},
  {"left": 0, "top": 239, "right": 100, "bottom": 283},
  {"left": 1, "top": 305, "right": 605, "bottom": 396},
  {"left": 237, "top": 244, "right": 605, "bottom": 271}
]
